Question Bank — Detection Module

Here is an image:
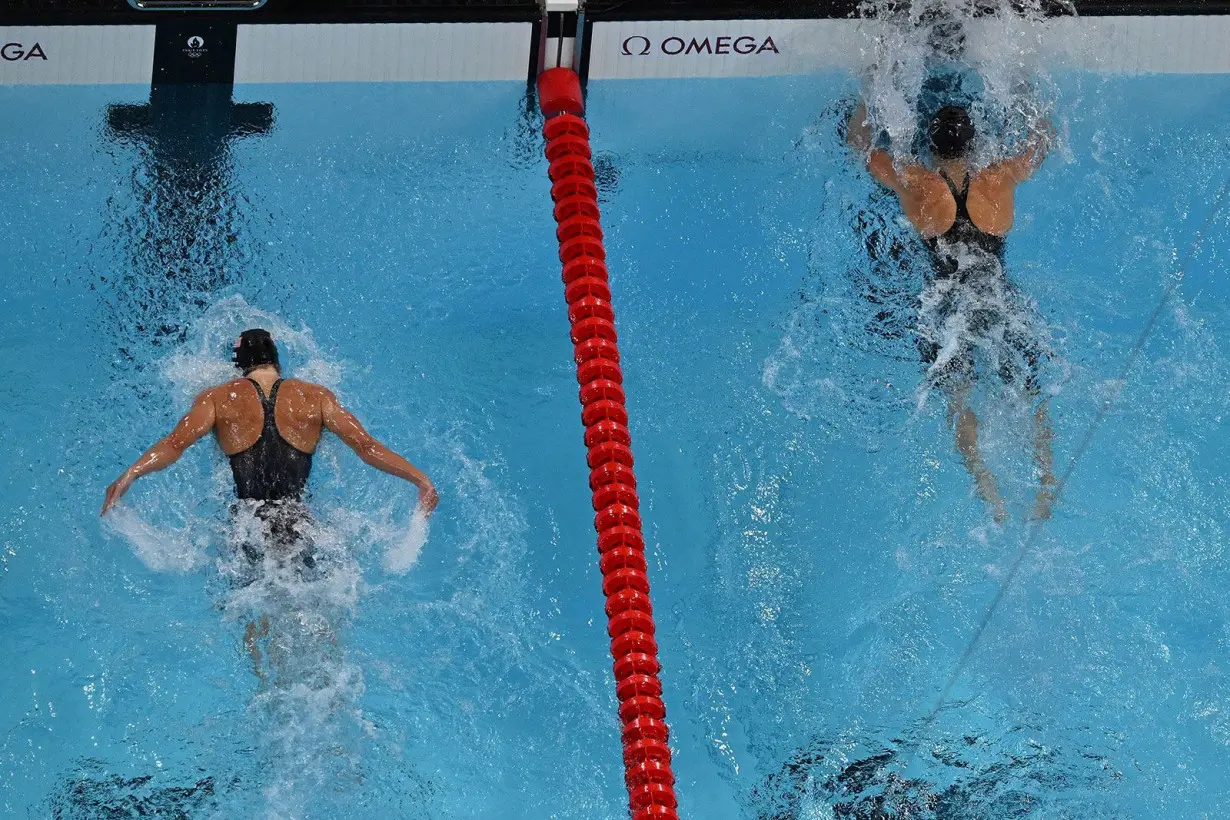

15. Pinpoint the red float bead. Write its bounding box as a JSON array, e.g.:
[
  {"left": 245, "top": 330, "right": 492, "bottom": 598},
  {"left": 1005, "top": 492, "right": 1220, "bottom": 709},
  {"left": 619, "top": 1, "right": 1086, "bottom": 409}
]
[
  {"left": 582, "top": 400, "right": 628, "bottom": 428},
  {"left": 616, "top": 672, "right": 662, "bottom": 703},
  {"left": 551, "top": 176, "right": 598, "bottom": 203},
  {"left": 587, "top": 442, "right": 633, "bottom": 471},
  {"left": 555, "top": 195, "right": 601, "bottom": 223},
  {"left": 619, "top": 695, "right": 666, "bottom": 723},
  {"left": 578, "top": 358, "right": 622, "bottom": 388},
  {"left": 592, "top": 482, "right": 639, "bottom": 512},
  {"left": 624, "top": 739, "right": 672, "bottom": 767},
  {"left": 599, "top": 545, "right": 647, "bottom": 576},
  {"left": 549, "top": 157, "right": 595, "bottom": 184},
  {"left": 568, "top": 296, "right": 615, "bottom": 325},
  {"left": 603, "top": 568, "right": 650, "bottom": 598},
  {"left": 580, "top": 379, "right": 625, "bottom": 407},
  {"left": 625, "top": 760, "right": 675, "bottom": 789},
  {"left": 632, "top": 808, "right": 678, "bottom": 820},
  {"left": 584, "top": 419, "right": 630, "bottom": 446},
  {"left": 595, "top": 504, "right": 641, "bottom": 533},
  {"left": 630, "top": 783, "right": 678, "bottom": 811},
  {"left": 596, "top": 523, "right": 643, "bottom": 552},
  {"left": 560, "top": 235, "right": 607, "bottom": 263},
  {"left": 562, "top": 255, "right": 608, "bottom": 285},
  {"left": 612, "top": 630, "right": 657, "bottom": 658},
  {"left": 565, "top": 277, "right": 612, "bottom": 307},
  {"left": 557, "top": 215, "right": 604, "bottom": 244},
  {"left": 613, "top": 653, "right": 661, "bottom": 682},
  {"left": 574, "top": 337, "right": 619, "bottom": 365},
  {"left": 605, "top": 589, "right": 652, "bottom": 619},
  {"left": 570, "top": 317, "right": 617, "bottom": 345},
  {"left": 543, "top": 112, "right": 588, "bottom": 140},
  {"left": 546, "top": 135, "right": 592, "bottom": 161},
  {"left": 622, "top": 716, "right": 669, "bottom": 745},
  {"left": 609, "top": 609, "right": 656, "bottom": 639}
]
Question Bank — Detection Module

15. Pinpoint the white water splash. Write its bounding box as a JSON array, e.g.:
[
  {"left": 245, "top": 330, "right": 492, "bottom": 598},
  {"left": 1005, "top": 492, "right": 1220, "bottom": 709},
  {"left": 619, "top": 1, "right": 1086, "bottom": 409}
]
[
  {"left": 914, "top": 248, "right": 1055, "bottom": 411},
  {"left": 161, "top": 294, "right": 342, "bottom": 403},
  {"left": 101, "top": 504, "right": 209, "bottom": 573},
  {"left": 857, "top": 0, "right": 1063, "bottom": 167},
  {"left": 381, "top": 507, "right": 431, "bottom": 574}
]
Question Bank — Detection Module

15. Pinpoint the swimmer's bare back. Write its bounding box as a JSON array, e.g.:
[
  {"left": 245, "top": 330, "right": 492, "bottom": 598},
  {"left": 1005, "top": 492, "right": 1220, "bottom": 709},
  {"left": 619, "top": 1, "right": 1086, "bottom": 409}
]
[
  {"left": 212, "top": 374, "right": 330, "bottom": 456},
  {"left": 101, "top": 366, "right": 438, "bottom": 515},
  {"left": 847, "top": 101, "right": 1050, "bottom": 240}
]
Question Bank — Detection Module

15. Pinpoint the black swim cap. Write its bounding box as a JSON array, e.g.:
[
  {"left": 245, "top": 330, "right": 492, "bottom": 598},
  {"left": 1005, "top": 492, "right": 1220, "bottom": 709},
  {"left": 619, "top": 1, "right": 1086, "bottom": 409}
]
[
  {"left": 930, "top": 106, "right": 974, "bottom": 160},
  {"left": 233, "top": 329, "right": 280, "bottom": 373}
]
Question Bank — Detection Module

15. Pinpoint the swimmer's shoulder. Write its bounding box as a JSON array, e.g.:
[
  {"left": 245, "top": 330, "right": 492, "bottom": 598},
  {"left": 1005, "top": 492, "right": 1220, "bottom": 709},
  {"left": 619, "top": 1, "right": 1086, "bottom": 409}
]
[
  {"left": 208, "top": 378, "right": 256, "bottom": 404},
  {"left": 898, "top": 164, "right": 950, "bottom": 197},
  {"left": 277, "top": 378, "right": 337, "bottom": 406}
]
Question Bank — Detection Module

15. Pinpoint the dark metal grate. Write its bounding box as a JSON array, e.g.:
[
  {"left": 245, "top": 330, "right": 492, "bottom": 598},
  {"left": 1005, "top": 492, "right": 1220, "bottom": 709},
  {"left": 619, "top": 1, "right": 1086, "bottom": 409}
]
[
  {"left": 3, "top": 0, "right": 1228, "bottom": 23},
  {"left": 1, "top": 0, "right": 543, "bottom": 22},
  {"left": 2, "top": 0, "right": 120, "bottom": 8},
  {"left": 128, "top": 1, "right": 267, "bottom": 10},
  {"left": 583, "top": 0, "right": 1230, "bottom": 17},
  {"left": 2, "top": 0, "right": 538, "bottom": 7}
]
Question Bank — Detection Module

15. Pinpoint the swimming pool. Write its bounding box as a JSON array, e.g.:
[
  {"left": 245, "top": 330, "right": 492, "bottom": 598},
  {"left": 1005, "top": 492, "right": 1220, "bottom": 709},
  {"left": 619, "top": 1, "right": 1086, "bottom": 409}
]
[
  {"left": 3, "top": 10, "right": 1230, "bottom": 820},
  {"left": 587, "top": 70, "right": 1230, "bottom": 817}
]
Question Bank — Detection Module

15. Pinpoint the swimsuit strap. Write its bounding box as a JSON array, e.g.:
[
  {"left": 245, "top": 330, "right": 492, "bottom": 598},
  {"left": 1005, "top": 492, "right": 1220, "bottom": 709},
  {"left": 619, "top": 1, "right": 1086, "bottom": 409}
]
[
  {"left": 263, "top": 379, "right": 284, "bottom": 433},
  {"left": 939, "top": 170, "right": 973, "bottom": 222},
  {"left": 940, "top": 170, "right": 970, "bottom": 202},
  {"left": 246, "top": 378, "right": 284, "bottom": 407},
  {"left": 248, "top": 378, "right": 282, "bottom": 433},
  {"left": 247, "top": 377, "right": 268, "bottom": 404}
]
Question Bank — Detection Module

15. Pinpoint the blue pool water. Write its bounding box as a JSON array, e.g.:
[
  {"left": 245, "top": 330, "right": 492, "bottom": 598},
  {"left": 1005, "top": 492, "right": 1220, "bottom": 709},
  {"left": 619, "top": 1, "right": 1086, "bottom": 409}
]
[{"left": 2, "top": 59, "right": 1230, "bottom": 820}]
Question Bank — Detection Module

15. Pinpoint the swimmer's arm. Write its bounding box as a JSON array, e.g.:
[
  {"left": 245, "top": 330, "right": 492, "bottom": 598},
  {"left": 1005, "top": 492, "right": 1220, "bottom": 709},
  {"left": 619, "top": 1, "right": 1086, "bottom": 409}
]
[
  {"left": 321, "top": 390, "right": 439, "bottom": 515},
  {"left": 101, "top": 389, "right": 216, "bottom": 515},
  {"left": 997, "top": 119, "right": 1053, "bottom": 183},
  {"left": 847, "top": 100, "right": 905, "bottom": 192},
  {"left": 846, "top": 100, "right": 875, "bottom": 152}
]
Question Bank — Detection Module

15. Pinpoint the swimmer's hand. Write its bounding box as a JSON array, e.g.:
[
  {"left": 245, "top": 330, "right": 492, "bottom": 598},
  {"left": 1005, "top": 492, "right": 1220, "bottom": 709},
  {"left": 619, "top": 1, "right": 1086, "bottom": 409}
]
[
  {"left": 101, "top": 473, "right": 134, "bottom": 516},
  {"left": 418, "top": 483, "right": 440, "bottom": 517},
  {"left": 846, "top": 100, "right": 873, "bottom": 152}
]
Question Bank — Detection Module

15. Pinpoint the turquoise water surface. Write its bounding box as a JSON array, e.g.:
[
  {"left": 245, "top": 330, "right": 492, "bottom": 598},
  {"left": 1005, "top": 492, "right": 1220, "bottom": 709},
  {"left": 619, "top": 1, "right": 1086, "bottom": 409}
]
[{"left": 1, "top": 65, "right": 1228, "bottom": 818}]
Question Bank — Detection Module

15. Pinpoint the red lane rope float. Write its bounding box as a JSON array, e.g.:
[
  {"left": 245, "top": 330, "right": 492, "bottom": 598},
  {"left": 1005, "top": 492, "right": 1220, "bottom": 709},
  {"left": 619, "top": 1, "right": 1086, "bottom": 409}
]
[{"left": 537, "top": 66, "right": 680, "bottom": 820}]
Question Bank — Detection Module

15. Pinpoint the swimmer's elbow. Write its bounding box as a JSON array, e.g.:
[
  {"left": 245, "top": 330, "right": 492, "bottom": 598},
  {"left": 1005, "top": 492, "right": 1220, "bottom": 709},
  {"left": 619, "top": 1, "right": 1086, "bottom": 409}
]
[
  {"left": 355, "top": 439, "right": 384, "bottom": 465},
  {"left": 866, "top": 151, "right": 901, "bottom": 192},
  {"left": 161, "top": 435, "right": 191, "bottom": 460}
]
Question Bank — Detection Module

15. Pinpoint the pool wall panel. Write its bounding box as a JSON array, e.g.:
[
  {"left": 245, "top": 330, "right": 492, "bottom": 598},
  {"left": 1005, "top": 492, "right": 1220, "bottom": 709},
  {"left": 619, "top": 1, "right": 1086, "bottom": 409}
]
[
  {"left": 233, "top": 22, "right": 532, "bottom": 84},
  {"left": 0, "top": 25, "right": 154, "bottom": 85},
  {"left": 586, "top": 15, "right": 1230, "bottom": 79}
]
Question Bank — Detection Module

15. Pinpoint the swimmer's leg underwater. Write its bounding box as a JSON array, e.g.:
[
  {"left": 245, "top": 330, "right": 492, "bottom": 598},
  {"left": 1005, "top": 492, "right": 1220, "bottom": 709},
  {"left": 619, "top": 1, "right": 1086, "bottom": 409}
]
[
  {"left": 245, "top": 615, "right": 271, "bottom": 678},
  {"left": 1030, "top": 397, "right": 1057, "bottom": 520},
  {"left": 937, "top": 327, "right": 1056, "bottom": 523},
  {"left": 231, "top": 502, "right": 340, "bottom": 687},
  {"left": 949, "top": 386, "right": 1008, "bottom": 524}
]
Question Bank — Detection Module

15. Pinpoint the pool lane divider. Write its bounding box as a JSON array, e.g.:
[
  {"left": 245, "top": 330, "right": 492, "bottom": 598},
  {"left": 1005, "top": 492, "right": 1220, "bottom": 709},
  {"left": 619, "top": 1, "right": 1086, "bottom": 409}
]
[{"left": 536, "top": 66, "right": 679, "bottom": 820}]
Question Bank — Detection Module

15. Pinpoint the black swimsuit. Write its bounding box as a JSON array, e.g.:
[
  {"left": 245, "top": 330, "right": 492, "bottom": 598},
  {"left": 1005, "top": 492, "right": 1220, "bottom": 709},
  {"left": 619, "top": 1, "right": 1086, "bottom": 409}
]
[
  {"left": 925, "top": 171, "right": 1006, "bottom": 277},
  {"left": 229, "top": 379, "right": 312, "bottom": 501},
  {"left": 918, "top": 172, "right": 1043, "bottom": 392},
  {"left": 227, "top": 379, "right": 316, "bottom": 576}
]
